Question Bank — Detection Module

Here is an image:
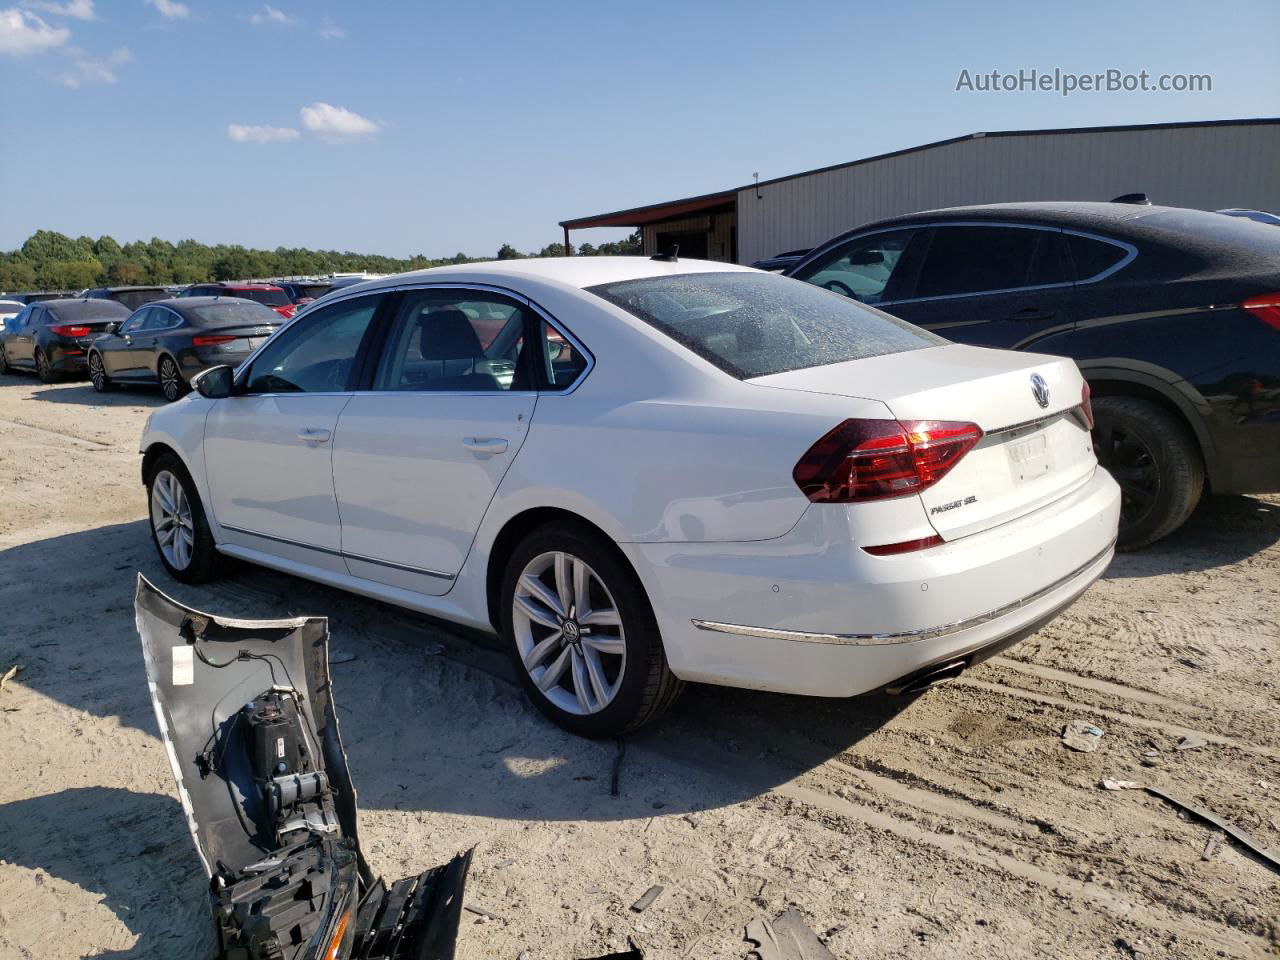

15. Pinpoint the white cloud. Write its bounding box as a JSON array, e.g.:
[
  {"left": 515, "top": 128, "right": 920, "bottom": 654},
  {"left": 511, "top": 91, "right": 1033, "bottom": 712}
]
[
  {"left": 0, "top": 8, "right": 70, "bottom": 55},
  {"left": 228, "top": 123, "right": 300, "bottom": 143},
  {"left": 23, "top": 0, "right": 94, "bottom": 20},
  {"left": 145, "top": 0, "right": 189, "bottom": 19},
  {"left": 249, "top": 3, "right": 291, "bottom": 25},
  {"left": 300, "top": 101, "right": 379, "bottom": 140},
  {"left": 318, "top": 15, "right": 342, "bottom": 39},
  {"left": 57, "top": 44, "right": 129, "bottom": 86}
]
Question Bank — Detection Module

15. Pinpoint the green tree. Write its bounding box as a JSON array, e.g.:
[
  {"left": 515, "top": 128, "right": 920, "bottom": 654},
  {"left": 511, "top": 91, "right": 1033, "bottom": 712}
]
[
  {"left": 108, "top": 260, "right": 145, "bottom": 285},
  {"left": 211, "top": 247, "right": 256, "bottom": 281},
  {"left": 22, "top": 229, "right": 78, "bottom": 263},
  {"left": 537, "top": 242, "right": 568, "bottom": 257},
  {"left": 0, "top": 260, "right": 37, "bottom": 291},
  {"left": 496, "top": 243, "right": 525, "bottom": 260}
]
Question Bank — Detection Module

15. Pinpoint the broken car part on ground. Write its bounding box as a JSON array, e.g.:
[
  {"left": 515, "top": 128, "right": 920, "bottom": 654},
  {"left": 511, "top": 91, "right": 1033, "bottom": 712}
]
[{"left": 135, "top": 575, "right": 471, "bottom": 960}]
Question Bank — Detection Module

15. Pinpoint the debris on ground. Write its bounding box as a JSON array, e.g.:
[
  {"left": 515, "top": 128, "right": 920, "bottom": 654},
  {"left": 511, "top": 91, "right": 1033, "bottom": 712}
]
[
  {"left": 1062, "top": 721, "right": 1105, "bottom": 752},
  {"left": 0, "top": 663, "right": 23, "bottom": 694},
  {"left": 464, "top": 904, "right": 503, "bottom": 922},
  {"left": 1202, "top": 833, "right": 1223, "bottom": 860},
  {"left": 1101, "top": 779, "right": 1143, "bottom": 791},
  {"left": 1175, "top": 734, "right": 1208, "bottom": 751},
  {"left": 745, "top": 908, "right": 837, "bottom": 960},
  {"left": 630, "top": 884, "right": 664, "bottom": 913},
  {"left": 1143, "top": 786, "right": 1280, "bottom": 873}
]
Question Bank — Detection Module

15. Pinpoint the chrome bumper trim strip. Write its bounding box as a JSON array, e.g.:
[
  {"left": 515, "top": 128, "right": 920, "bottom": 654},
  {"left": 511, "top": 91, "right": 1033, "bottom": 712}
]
[{"left": 690, "top": 540, "right": 1115, "bottom": 646}]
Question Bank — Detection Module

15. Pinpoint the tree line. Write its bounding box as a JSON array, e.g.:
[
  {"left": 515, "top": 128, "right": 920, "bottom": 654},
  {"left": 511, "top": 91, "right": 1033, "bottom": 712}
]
[{"left": 0, "top": 229, "right": 643, "bottom": 291}]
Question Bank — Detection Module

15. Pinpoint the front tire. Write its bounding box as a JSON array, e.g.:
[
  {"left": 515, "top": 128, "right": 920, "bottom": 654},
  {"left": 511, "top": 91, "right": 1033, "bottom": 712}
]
[
  {"left": 145, "top": 453, "right": 223, "bottom": 584},
  {"left": 159, "top": 356, "right": 186, "bottom": 402},
  {"left": 500, "top": 522, "right": 684, "bottom": 738},
  {"left": 1093, "top": 396, "right": 1204, "bottom": 550},
  {"left": 89, "top": 353, "right": 114, "bottom": 392},
  {"left": 35, "top": 348, "right": 56, "bottom": 384}
]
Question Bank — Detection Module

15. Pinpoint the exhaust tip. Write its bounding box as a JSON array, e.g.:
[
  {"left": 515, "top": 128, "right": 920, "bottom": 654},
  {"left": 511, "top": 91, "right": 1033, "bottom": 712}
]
[{"left": 885, "top": 660, "right": 967, "bottom": 696}]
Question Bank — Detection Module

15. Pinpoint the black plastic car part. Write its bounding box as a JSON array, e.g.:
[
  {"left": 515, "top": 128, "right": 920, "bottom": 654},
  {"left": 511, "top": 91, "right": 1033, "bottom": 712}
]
[{"left": 135, "top": 575, "right": 470, "bottom": 960}]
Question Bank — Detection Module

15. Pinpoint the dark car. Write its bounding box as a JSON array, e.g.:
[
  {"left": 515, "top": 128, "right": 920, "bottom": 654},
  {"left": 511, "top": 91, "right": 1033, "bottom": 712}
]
[
  {"left": 179, "top": 282, "right": 296, "bottom": 319},
  {"left": 88, "top": 297, "right": 283, "bottom": 401},
  {"left": 787, "top": 202, "right": 1280, "bottom": 548},
  {"left": 0, "top": 297, "right": 131, "bottom": 382},
  {"left": 749, "top": 248, "right": 812, "bottom": 272},
  {"left": 274, "top": 280, "right": 333, "bottom": 304},
  {"left": 0, "top": 291, "right": 74, "bottom": 304},
  {"left": 82, "top": 285, "right": 170, "bottom": 310}
]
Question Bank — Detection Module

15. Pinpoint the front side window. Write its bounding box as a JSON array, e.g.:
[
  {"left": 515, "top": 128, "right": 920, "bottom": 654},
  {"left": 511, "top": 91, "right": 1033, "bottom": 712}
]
[
  {"left": 588, "top": 271, "right": 942, "bottom": 380},
  {"left": 374, "top": 291, "right": 528, "bottom": 392},
  {"left": 791, "top": 229, "right": 917, "bottom": 304},
  {"left": 120, "top": 308, "right": 151, "bottom": 334},
  {"left": 245, "top": 295, "right": 381, "bottom": 393},
  {"left": 912, "top": 226, "right": 1054, "bottom": 299}
]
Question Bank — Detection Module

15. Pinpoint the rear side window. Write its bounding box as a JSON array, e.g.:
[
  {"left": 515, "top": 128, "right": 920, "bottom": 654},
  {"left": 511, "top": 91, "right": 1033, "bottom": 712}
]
[
  {"left": 913, "top": 226, "right": 1056, "bottom": 298},
  {"left": 1066, "top": 234, "right": 1131, "bottom": 280},
  {"left": 588, "top": 271, "right": 942, "bottom": 380}
]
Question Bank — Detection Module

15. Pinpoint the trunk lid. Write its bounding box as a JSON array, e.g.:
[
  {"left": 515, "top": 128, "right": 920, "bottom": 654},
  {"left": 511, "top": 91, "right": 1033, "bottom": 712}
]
[{"left": 753, "top": 344, "right": 1097, "bottom": 539}]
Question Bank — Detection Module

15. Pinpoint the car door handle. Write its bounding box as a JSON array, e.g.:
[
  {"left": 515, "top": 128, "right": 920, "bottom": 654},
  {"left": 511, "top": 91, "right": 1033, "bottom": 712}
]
[
  {"left": 1006, "top": 307, "right": 1056, "bottom": 322},
  {"left": 463, "top": 437, "right": 508, "bottom": 456},
  {"left": 297, "top": 428, "right": 331, "bottom": 444}
]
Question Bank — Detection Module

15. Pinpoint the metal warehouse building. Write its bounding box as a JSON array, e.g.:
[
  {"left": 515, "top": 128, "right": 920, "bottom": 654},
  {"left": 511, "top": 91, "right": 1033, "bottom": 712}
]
[{"left": 560, "top": 117, "right": 1280, "bottom": 266}]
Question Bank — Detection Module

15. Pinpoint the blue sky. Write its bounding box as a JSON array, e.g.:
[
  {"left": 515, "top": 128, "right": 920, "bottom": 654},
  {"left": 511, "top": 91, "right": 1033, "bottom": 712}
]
[{"left": 1, "top": 0, "right": 1277, "bottom": 258}]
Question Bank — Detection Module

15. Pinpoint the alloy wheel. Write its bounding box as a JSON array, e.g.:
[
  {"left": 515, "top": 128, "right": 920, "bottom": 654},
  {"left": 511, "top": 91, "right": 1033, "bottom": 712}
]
[
  {"left": 1094, "top": 423, "right": 1160, "bottom": 529},
  {"left": 151, "top": 469, "right": 195, "bottom": 570},
  {"left": 512, "top": 550, "right": 626, "bottom": 716},
  {"left": 160, "top": 358, "right": 182, "bottom": 401},
  {"left": 35, "top": 350, "right": 50, "bottom": 381},
  {"left": 89, "top": 354, "right": 107, "bottom": 391},
  {"left": 0, "top": 347, "right": 9, "bottom": 374}
]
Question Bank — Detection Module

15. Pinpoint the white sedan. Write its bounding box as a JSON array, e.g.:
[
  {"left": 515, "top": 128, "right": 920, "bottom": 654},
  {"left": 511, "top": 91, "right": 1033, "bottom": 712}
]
[{"left": 139, "top": 257, "right": 1120, "bottom": 737}]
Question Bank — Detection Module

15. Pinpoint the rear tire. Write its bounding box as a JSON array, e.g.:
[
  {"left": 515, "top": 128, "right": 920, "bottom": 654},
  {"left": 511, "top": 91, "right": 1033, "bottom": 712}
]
[
  {"left": 500, "top": 521, "right": 684, "bottom": 738},
  {"left": 159, "top": 356, "right": 186, "bottom": 402},
  {"left": 0, "top": 346, "right": 11, "bottom": 375},
  {"left": 89, "top": 353, "right": 114, "bottom": 392},
  {"left": 35, "top": 348, "right": 56, "bottom": 384},
  {"left": 145, "top": 453, "right": 223, "bottom": 584},
  {"left": 1093, "top": 396, "right": 1204, "bottom": 550}
]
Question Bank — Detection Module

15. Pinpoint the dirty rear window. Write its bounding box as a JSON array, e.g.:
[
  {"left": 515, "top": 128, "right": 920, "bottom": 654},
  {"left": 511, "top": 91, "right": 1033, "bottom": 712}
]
[{"left": 587, "top": 271, "right": 942, "bottom": 379}]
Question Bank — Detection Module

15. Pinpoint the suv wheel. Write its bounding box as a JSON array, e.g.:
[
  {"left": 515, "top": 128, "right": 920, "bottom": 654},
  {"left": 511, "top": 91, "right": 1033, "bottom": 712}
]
[
  {"left": 1093, "top": 396, "right": 1204, "bottom": 550},
  {"left": 145, "top": 453, "right": 223, "bottom": 583},
  {"left": 500, "top": 522, "right": 684, "bottom": 738}
]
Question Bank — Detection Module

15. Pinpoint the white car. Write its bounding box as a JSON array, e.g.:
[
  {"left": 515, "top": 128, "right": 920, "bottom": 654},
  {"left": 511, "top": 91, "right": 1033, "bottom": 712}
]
[{"left": 139, "top": 257, "right": 1120, "bottom": 737}]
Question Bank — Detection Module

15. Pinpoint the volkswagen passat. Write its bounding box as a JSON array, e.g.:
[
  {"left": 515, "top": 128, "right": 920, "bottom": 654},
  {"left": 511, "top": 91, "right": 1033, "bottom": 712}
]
[{"left": 139, "top": 258, "right": 1120, "bottom": 737}]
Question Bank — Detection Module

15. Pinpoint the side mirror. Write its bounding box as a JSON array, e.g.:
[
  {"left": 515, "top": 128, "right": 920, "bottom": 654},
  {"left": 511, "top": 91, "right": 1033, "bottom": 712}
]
[{"left": 193, "top": 365, "right": 234, "bottom": 399}]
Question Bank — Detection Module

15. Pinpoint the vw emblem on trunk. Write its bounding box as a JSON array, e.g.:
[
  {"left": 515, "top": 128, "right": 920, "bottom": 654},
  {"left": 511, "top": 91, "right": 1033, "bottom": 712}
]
[{"left": 1030, "top": 373, "right": 1050, "bottom": 409}]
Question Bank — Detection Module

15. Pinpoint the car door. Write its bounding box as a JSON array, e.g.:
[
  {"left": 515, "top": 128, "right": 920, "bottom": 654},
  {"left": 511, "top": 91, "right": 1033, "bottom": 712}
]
[
  {"left": 143, "top": 305, "right": 185, "bottom": 379},
  {"left": 105, "top": 307, "right": 155, "bottom": 378},
  {"left": 331, "top": 287, "right": 551, "bottom": 596},
  {"left": 3, "top": 306, "right": 35, "bottom": 366},
  {"left": 203, "top": 293, "right": 387, "bottom": 573},
  {"left": 884, "top": 223, "right": 1077, "bottom": 351}
]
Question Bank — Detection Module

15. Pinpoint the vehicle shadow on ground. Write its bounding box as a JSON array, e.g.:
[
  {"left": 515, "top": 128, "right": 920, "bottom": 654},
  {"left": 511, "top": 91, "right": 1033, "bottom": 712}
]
[
  {"left": 0, "top": 520, "right": 919, "bottom": 827},
  {"left": 26, "top": 381, "right": 166, "bottom": 406},
  {"left": 1105, "top": 494, "right": 1280, "bottom": 579},
  {"left": 0, "top": 787, "right": 214, "bottom": 959}
]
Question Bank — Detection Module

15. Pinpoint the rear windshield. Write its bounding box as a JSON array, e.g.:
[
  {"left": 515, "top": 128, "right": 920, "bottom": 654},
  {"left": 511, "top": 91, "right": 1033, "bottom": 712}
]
[
  {"left": 299, "top": 284, "right": 331, "bottom": 299},
  {"left": 113, "top": 289, "right": 167, "bottom": 309},
  {"left": 45, "top": 300, "right": 132, "bottom": 322},
  {"left": 234, "top": 288, "right": 290, "bottom": 307},
  {"left": 191, "top": 301, "right": 280, "bottom": 326},
  {"left": 587, "top": 271, "right": 943, "bottom": 379}
]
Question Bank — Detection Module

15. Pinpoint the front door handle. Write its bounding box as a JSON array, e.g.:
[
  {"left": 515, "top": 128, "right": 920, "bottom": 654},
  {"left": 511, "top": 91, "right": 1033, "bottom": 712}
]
[
  {"left": 1006, "top": 307, "right": 1056, "bottom": 322},
  {"left": 463, "top": 437, "right": 508, "bottom": 456},
  {"left": 298, "top": 428, "right": 331, "bottom": 444}
]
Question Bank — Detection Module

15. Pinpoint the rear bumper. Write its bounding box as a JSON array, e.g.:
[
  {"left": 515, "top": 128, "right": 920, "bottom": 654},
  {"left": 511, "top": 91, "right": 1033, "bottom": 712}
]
[
  {"left": 622, "top": 467, "right": 1120, "bottom": 697},
  {"left": 47, "top": 341, "right": 88, "bottom": 372}
]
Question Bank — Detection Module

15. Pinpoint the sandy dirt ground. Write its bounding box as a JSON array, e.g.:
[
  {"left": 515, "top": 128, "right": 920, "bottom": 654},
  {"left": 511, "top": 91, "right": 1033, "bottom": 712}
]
[{"left": 0, "top": 374, "right": 1277, "bottom": 960}]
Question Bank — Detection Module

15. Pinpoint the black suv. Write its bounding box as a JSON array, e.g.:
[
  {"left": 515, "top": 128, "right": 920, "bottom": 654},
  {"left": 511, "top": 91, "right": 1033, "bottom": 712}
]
[{"left": 787, "top": 203, "right": 1280, "bottom": 548}]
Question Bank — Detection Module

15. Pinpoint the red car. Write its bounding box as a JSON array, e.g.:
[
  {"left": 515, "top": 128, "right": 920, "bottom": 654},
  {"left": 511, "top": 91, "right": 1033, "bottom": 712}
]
[{"left": 179, "top": 282, "right": 296, "bottom": 319}]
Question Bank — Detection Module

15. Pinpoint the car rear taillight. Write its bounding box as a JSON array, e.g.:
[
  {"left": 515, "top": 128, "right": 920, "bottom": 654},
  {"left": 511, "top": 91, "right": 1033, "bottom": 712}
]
[
  {"left": 1242, "top": 293, "right": 1280, "bottom": 331},
  {"left": 275, "top": 305, "right": 296, "bottom": 319},
  {"left": 49, "top": 325, "right": 91, "bottom": 337},
  {"left": 192, "top": 334, "right": 237, "bottom": 347},
  {"left": 1079, "top": 379, "right": 1095, "bottom": 430},
  {"left": 793, "top": 419, "right": 984, "bottom": 503}
]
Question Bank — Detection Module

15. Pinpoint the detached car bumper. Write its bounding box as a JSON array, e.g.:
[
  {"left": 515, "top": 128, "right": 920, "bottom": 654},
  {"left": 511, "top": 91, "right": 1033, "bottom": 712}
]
[{"left": 623, "top": 467, "right": 1120, "bottom": 698}]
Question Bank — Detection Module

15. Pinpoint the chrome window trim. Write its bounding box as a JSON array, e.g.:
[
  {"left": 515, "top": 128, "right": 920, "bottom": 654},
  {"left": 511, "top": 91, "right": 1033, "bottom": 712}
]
[
  {"left": 220, "top": 523, "right": 456, "bottom": 581},
  {"left": 691, "top": 540, "right": 1115, "bottom": 647},
  {"left": 802, "top": 221, "right": 1138, "bottom": 308}
]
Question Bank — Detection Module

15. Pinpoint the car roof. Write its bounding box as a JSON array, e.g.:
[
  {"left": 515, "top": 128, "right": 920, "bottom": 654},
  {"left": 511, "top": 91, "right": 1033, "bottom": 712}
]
[
  {"left": 0, "top": 299, "right": 24, "bottom": 309},
  {"left": 209, "top": 282, "right": 283, "bottom": 290},
  {"left": 334, "top": 256, "right": 756, "bottom": 299},
  {"left": 41, "top": 298, "right": 132, "bottom": 319},
  {"left": 145, "top": 296, "right": 275, "bottom": 315},
  {"left": 99, "top": 285, "right": 168, "bottom": 293}
]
